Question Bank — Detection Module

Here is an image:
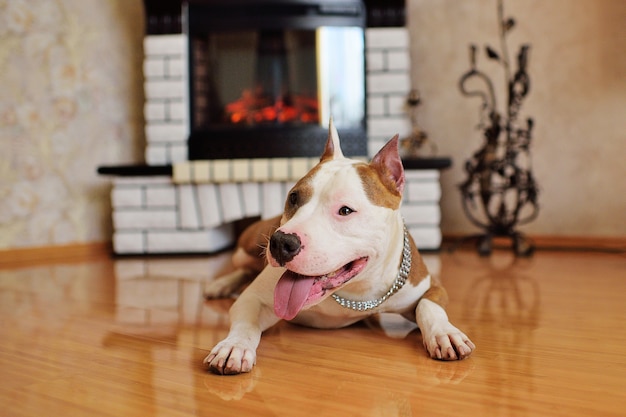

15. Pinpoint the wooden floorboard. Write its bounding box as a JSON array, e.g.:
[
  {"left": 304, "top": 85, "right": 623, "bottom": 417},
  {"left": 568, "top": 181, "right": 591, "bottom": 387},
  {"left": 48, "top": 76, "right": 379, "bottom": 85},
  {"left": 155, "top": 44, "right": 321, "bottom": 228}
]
[{"left": 0, "top": 248, "right": 625, "bottom": 416}]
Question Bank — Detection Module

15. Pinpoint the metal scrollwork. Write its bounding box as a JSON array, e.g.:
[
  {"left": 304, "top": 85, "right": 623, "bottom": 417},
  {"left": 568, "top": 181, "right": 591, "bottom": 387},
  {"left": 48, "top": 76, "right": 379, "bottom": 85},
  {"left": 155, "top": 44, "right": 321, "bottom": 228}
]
[{"left": 458, "top": 0, "right": 539, "bottom": 256}]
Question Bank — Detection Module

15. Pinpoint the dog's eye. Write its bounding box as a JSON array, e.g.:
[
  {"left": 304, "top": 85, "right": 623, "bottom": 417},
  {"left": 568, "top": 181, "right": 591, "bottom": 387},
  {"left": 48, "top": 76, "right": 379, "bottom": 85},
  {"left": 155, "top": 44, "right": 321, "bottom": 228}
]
[
  {"left": 338, "top": 206, "right": 355, "bottom": 216},
  {"left": 288, "top": 191, "right": 298, "bottom": 206}
]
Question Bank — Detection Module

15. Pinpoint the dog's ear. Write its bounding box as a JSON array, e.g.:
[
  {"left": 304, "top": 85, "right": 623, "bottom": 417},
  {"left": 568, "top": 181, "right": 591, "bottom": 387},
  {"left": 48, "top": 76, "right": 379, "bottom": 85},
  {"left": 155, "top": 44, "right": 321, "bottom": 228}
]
[
  {"left": 320, "top": 117, "right": 345, "bottom": 161},
  {"left": 370, "top": 135, "right": 405, "bottom": 194}
]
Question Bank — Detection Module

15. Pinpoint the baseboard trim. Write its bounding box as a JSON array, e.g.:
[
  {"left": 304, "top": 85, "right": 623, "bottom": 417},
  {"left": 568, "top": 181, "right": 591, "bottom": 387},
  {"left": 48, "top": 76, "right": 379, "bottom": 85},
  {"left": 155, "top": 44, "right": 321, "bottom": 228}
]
[
  {"left": 442, "top": 234, "right": 626, "bottom": 253},
  {"left": 1, "top": 235, "right": 623, "bottom": 268},
  {"left": 0, "top": 241, "right": 112, "bottom": 268}
]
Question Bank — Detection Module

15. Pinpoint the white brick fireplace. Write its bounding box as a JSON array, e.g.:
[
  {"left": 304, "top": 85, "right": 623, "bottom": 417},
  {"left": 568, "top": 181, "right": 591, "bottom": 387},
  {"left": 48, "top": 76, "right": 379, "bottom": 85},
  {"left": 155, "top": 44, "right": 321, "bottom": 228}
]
[
  {"left": 143, "top": 34, "right": 189, "bottom": 165},
  {"left": 101, "top": 17, "right": 447, "bottom": 255}
]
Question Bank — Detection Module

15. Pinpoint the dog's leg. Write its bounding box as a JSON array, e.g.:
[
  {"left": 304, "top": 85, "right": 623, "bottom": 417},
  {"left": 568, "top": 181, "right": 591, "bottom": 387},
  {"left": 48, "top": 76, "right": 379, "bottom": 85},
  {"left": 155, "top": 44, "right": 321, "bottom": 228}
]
[
  {"left": 204, "top": 275, "right": 281, "bottom": 374},
  {"left": 205, "top": 239, "right": 269, "bottom": 299},
  {"left": 415, "top": 287, "right": 475, "bottom": 360},
  {"left": 204, "top": 269, "right": 254, "bottom": 299}
]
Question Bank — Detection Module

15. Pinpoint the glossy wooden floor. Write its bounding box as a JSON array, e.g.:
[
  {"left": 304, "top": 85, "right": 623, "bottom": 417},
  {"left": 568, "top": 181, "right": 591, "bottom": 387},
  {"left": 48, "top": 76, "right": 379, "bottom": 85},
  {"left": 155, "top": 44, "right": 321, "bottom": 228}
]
[{"left": 1, "top": 247, "right": 625, "bottom": 417}]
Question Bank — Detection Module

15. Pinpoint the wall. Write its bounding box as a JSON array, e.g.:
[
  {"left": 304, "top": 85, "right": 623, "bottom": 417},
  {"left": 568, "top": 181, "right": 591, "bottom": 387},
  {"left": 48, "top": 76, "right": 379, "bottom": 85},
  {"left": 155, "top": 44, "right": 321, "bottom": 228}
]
[
  {"left": 0, "top": 0, "right": 145, "bottom": 249},
  {"left": 1, "top": 0, "right": 624, "bottom": 252},
  {"left": 407, "top": 0, "right": 626, "bottom": 237}
]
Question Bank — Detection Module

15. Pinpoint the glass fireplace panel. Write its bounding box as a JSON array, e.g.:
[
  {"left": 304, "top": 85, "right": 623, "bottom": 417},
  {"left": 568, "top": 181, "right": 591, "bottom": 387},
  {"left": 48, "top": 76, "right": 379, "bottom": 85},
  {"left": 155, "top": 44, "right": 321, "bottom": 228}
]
[
  {"left": 191, "top": 26, "right": 364, "bottom": 131},
  {"left": 317, "top": 27, "right": 365, "bottom": 129}
]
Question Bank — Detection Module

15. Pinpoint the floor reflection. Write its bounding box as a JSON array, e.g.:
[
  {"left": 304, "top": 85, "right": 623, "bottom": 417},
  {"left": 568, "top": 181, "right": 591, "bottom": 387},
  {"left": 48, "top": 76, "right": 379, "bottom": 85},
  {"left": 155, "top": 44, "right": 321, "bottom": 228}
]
[
  {"left": 107, "top": 250, "right": 477, "bottom": 414},
  {"left": 458, "top": 252, "right": 540, "bottom": 416},
  {"left": 111, "top": 253, "right": 232, "bottom": 330}
]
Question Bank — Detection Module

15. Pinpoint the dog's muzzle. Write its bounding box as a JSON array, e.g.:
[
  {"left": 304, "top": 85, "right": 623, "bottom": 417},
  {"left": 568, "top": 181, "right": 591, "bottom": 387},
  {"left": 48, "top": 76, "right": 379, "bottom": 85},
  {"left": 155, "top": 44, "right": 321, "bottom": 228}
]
[{"left": 269, "top": 230, "right": 302, "bottom": 266}]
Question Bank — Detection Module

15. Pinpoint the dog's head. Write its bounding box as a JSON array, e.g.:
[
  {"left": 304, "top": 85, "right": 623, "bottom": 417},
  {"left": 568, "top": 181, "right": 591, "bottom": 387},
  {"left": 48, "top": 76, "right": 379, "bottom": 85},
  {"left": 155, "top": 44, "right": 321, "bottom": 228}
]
[{"left": 268, "top": 120, "right": 405, "bottom": 320}]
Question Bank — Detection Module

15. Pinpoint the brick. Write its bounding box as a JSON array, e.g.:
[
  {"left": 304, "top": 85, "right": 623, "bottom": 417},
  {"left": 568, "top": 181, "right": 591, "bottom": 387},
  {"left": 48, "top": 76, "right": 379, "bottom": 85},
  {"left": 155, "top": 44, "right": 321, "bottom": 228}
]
[
  {"left": 167, "top": 100, "right": 188, "bottom": 121},
  {"left": 404, "top": 170, "right": 439, "bottom": 181},
  {"left": 145, "top": 123, "right": 188, "bottom": 143},
  {"left": 144, "top": 102, "right": 166, "bottom": 122},
  {"left": 173, "top": 161, "right": 191, "bottom": 183},
  {"left": 251, "top": 159, "right": 270, "bottom": 182},
  {"left": 144, "top": 34, "right": 186, "bottom": 56},
  {"left": 387, "top": 95, "right": 409, "bottom": 115},
  {"left": 218, "top": 183, "right": 243, "bottom": 223},
  {"left": 401, "top": 204, "right": 441, "bottom": 225},
  {"left": 366, "top": 28, "right": 409, "bottom": 49},
  {"left": 143, "top": 58, "right": 166, "bottom": 79},
  {"left": 241, "top": 182, "right": 261, "bottom": 217},
  {"left": 366, "top": 50, "right": 384, "bottom": 71},
  {"left": 232, "top": 159, "right": 250, "bottom": 182},
  {"left": 169, "top": 143, "right": 189, "bottom": 163},
  {"left": 192, "top": 161, "right": 210, "bottom": 182},
  {"left": 113, "top": 232, "right": 145, "bottom": 254},
  {"left": 290, "top": 158, "right": 310, "bottom": 180},
  {"left": 262, "top": 182, "right": 285, "bottom": 219},
  {"left": 112, "top": 187, "right": 143, "bottom": 208},
  {"left": 212, "top": 160, "right": 231, "bottom": 182},
  {"left": 368, "top": 117, "right": 412, "bottom": 137},
  {"left": 145, "top": 145, "right": 169, "bottom": 165},
  {"left": 405, "top": 181, "right": 441, "bottom": 202},
  {"left": 407, "top": 226, "right": 442, "bottom": 250},
  {"left": 113, "top": 210, "right": 178, "bottom": 230},
  {"left": 166, "top": 57, "right": 186, "bottom": 78},
  {"left": 146, "top": 225, "right": 235, "bottom": 253},
  {"left": 387, "top": 50, "right": 411, "bottom": 71},
  {"left": 197, "top": 184, "right": 222, "bottom": 228},
  {"left": 367, "top": 96, "right": 386, "bottom": 116},
  {"left": 367, "top": 72, "right": 411, "bottom": 94},
  {"left": 145, "top": 186, "right": 176, "bottom": 207},
  {"left": 145, "top": 79, "right": 185, "bottom": 100},
  {"left": 178, "top": 185, "right": 201, "bottom": 229},
  {"left": 113, "top": 176, "right": 171, "bottom": 186},
  {"left": 271, "top": 158, "right": 289, "bottom": 181}
]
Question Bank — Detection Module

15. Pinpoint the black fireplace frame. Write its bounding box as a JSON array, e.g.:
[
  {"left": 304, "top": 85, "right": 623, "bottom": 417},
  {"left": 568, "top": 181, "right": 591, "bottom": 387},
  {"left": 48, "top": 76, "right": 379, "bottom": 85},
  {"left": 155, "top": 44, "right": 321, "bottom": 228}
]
[{"left": 185, "top": 0, "right": 368, "bottom": 160}]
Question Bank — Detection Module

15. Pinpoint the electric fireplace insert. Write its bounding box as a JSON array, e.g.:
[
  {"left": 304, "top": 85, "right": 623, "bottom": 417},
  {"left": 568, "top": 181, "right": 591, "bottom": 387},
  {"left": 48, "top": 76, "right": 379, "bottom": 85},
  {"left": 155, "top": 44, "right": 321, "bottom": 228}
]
[{"left": 185, "top": 0, "right": 367, "bottom": 159}]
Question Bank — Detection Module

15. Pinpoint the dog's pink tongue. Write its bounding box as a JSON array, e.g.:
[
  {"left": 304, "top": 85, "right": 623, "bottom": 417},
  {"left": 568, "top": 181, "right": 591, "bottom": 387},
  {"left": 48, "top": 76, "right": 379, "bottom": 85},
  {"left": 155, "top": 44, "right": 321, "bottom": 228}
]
[{"left": 274, "top": 270, "right": 316, "bottom": 320}]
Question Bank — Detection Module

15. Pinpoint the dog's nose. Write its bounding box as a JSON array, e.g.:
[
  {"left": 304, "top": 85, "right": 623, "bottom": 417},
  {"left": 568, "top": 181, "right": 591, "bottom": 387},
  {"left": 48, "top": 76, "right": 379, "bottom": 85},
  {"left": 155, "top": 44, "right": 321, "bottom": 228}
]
[{"left": 269, "top": 231, "right": 302, "bottom": 266}]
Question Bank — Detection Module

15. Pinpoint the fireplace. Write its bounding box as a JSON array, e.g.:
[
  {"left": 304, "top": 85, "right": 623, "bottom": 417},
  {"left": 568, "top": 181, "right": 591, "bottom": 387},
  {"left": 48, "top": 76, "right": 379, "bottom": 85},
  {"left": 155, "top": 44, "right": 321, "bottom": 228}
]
[
  {"left": 185, "top": 0, "right": 367, "bottom": 159},
  {"left": 99, "top": 0, "right": 451, "bottom": 255}
]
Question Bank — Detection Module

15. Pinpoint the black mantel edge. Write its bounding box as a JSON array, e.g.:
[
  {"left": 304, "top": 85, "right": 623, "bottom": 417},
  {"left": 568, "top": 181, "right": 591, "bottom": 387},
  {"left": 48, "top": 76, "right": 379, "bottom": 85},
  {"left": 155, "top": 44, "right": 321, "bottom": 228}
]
[
  {"left": 96, "top": 157, "right": 451, "bottom": 177},
  {"left": 97, "top": 164, "right": 172, "bottom": 177},
  {"left": 401, "top": 157, "right": 451, "bottom": 170}
]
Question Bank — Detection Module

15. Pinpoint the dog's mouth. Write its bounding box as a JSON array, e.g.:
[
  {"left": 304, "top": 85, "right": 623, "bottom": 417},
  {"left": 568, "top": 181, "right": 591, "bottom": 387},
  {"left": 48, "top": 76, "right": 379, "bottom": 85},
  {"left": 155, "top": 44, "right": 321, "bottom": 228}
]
[{"left": 273, "top": 257, "right": 369, "bottom": 320}]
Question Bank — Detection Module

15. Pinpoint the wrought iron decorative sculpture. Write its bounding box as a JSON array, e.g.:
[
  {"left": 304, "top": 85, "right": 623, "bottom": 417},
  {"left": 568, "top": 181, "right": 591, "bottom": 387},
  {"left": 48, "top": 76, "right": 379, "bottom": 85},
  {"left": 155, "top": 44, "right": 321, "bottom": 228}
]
[{"left": 458, "top": 0, "right": 539, "bottom": 256}]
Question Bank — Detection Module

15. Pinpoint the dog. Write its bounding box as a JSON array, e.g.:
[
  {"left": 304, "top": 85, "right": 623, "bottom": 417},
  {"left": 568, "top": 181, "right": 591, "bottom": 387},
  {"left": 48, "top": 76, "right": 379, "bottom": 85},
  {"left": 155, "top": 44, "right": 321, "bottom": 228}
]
[{"left": 204, "top": 121, "right": 475, "bottom": 375}]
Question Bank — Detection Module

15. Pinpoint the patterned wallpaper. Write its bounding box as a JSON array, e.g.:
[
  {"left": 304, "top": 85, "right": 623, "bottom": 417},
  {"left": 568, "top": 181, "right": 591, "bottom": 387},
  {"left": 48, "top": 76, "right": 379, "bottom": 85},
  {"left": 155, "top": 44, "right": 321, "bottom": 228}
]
[{"left": 0, "top": 0, "right": 145, "bottom": 249}]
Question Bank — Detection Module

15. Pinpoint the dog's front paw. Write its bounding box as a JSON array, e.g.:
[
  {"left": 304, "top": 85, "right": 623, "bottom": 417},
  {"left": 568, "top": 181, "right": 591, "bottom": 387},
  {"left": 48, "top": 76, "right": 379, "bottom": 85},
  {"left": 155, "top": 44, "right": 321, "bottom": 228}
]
[
  {"left": 423, "top": 325, "right": 475, "bottom": 361},
  {"left": 204, "top": 339, "right": 257, "bottom": 375}
]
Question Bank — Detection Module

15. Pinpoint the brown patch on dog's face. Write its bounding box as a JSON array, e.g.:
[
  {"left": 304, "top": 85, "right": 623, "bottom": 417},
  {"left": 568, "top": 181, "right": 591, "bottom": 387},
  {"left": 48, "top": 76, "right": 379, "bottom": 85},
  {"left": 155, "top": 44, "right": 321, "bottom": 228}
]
[
  {"left": 282, "top": 168, "right": 319, "bottom": 221},
  {"left": 355, "top": 163, "right": 402, "bottom": 210}
]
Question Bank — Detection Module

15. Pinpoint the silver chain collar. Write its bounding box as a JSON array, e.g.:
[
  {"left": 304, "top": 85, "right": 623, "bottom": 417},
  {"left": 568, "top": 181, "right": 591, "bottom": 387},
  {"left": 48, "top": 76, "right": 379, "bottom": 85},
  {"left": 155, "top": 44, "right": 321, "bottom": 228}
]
[{"left": 331, "top": 226, "right": 411, "bottom": 312}]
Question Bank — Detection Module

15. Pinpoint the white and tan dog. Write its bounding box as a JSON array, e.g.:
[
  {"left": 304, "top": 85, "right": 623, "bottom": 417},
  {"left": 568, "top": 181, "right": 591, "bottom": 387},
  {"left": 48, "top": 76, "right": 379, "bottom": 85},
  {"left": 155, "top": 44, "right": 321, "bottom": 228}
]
[{"left": 204, "top": 122, "right": 475, "bottom": 375}]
